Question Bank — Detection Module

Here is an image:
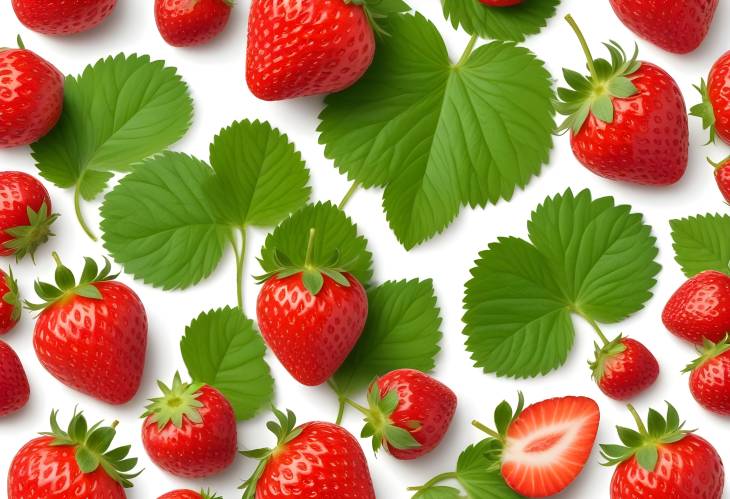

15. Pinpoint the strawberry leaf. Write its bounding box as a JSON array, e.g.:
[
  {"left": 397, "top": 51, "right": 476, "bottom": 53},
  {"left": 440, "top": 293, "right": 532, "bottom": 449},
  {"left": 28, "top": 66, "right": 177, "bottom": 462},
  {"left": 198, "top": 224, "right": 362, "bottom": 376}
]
[
  {"left": 442, "top": 0, "right": 560, "bottom": 41},
  {"left": 670, "top": 214, "right": 730, "bottom": 277}
]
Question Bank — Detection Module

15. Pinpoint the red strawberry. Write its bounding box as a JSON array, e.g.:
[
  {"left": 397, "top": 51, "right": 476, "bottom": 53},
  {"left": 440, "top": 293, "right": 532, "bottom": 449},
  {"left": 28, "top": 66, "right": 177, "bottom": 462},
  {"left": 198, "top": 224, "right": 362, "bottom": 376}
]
[
  {"left": 158, "top": 490, "right": 221, "bottom": 499},
  {"left": 710, "top": 156, "right": 730, "bottom": 203},
  {"left": 0, "top": 339, "right": 29, "bottom": 416},
  {"left": 0, "top": 267, "right": 21, "bottom": 334},
  {"left": 662, "top": 270, "right": 730, "bottom": 344},
  {"left": 556, "top": 16, "right": 688, "bottom": 186},
  {"left": 480, "top": 0, "right": 523, "bottom": 5},
  {"left": 0, "top": 40, "right": 63, "bottom": 148},
  {"left": 28, "top": 253, "right": 147, "bottom": 404},
  {"left": 241, "top": 408, "right": 376, "bottom": 498},
  {"left": 142, "top": 374, "right": 237, "bottom": 478},
  {"left": 472, "top": 393, "right": 600, "bottom": 497},
  {"left": 256, "top": 229, "right": 368, "bottom": 386},
  {"left": 0, "top": 171, "right": 57, "bottom": 260},
  {"left": 589, "top": 335, "right": 659, "bottom": 400},
  {"left": 8, "top": 409, "right": 140, "bottom": 498},
  {"left": 11, "top": 0, "right": 117, "bottom": 35},
  {"left": 692, "top": 51, "right": 730, "bottom": 145},
  {"left": 684, "top": 336, "right": 730, "bottom": 415},
  {"left": 601, "top": 403, "right": 725, "bottom": 499},
  {"left": 155, "top": 0, "right": 232, "bottom": 47}
]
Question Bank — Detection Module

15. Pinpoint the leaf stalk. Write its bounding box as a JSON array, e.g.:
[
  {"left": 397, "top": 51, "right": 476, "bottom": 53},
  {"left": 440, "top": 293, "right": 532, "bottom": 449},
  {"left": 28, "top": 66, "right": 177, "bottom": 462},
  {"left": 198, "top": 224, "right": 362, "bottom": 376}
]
[
  {"left": 338, "top": 181, "right": 360, "bottom": 211},
  {"left": 455, "top": 34, "right": 479, "bottom": 68},
  {"left": 74, "top": 183, "right": 98, "bottom": 241},
  {"left": 564, "top": 15, "right": 599, "bottom": 81}
]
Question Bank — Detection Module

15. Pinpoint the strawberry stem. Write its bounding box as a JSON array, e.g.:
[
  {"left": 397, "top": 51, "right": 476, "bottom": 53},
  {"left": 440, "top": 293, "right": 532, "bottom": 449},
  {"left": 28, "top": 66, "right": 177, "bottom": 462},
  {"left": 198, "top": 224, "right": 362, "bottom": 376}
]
[
  {"left": 626, "top": 404, "right": 648, "bottom": 435},
  {"left": 578, "top": 312, "right": 610, "bottom": 345},
  {"left": 304, "top": 228, "right": 316, "bottom": 268},
  {"left": 74, "top": 182, "right": 98, "bottom": 241},
  {"left": 229, "top": 227, "right": 247, "bottom": 311},
  {"left": 407, "top": 471, "right": 459, "bottom": 491},
  {"left": 344, "top": 397, "right": 370, "bottom": 415},
  {"left": 52, "top": 251, "right": 62, "bottom": 268},
  {"left": 564, "top": 15, "right": 598, "bottom": 82},
  {"left": 338, "top": 181, "right": 360, "bottom": 211},
  {"left": 471, "top": 419, "right": 501, "bottom": 439},
  {"left": 335, "top": 397, "right": 346, "bottom": 425},
  {"left": 16, "top": 35, "right": 25, "bottom": 50},
  {"left": 455, "top": 34, "right": 479, "bottom": 68}
]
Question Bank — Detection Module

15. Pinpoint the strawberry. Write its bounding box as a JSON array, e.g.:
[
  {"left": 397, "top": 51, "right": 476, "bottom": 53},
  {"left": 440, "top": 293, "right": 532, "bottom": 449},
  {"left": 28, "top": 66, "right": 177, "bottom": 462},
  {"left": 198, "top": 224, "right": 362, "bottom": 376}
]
[
  {"left": 11, "top": 0, "right": 117, "bottom": 35},
  {"left": 0, "top": 171, "right": 57, "bottom": 260},
  {"left": 589, "top": 335, "right": 659, "bottom": 400},
  {"left": 241, "top": 408, "right": 376, "bottom": 498},
  {"left": 0, "top": 267, "right": 21, "bottom": 334},
  {"left": 662, "top": 270, "right": 730, "bottom": 344},
  {"left": 684, "top": 336, "right": 730, "bottom": 416},
  {"left": 556, "top": 16, "right": 688, "bottom": 186},
  {"left": 692, "top": 51, "right": 730, "bottom": 145},
  {"left": 8, "top": 409, "right": 140, "bottom": 498},
  {"left": 0, "top": 339, "right": 29, "bottom": 416},
  {"left": 142, "top": 374, "right": 237, "bottom": 478},
  {"left": 601, "top": 403, "right": 725, "bottom": 499},
  {"left": 256, "top": 229, "right": 368, "bottom": 386},
  {"left": 155, "top": 0, "right": 232, "bottom": 47},
  {"left": 480, "top": 0, "right": 523, "bottom": 5},
  {"left": 28, "top": 253, "right": 147, "bottom": 404},
  {"left": 158, "top": 490, "right": 221, "bottom": 499},
  {"left": 710, "top": 156, "right": 730, "bottom": 203}
]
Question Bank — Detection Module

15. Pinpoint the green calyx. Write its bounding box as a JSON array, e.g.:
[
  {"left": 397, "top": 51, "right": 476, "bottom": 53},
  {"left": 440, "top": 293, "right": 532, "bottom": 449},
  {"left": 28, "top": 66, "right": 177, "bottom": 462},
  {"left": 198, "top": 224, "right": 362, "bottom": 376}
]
[
  {"left": 200, "top": 489, "right": 223, "bottom": 499},
  {"left": 142, "top": 373, "right": 205, "bottom": 430},
  {"left": 25, "top": 253, "right": 117, "bottom": 312},
  {"left": 2, "top": 267, "right": 21, "bottom": 322},
  {"left": 707, "top": 155, "right": 730, "bottom": 170},
  {"left": 555, "top": 14, "right": 641, "bottom": 135},
  {"left": 3, "top": 201, "right": 58, "bottom": 262},
  {"left": 239, "top": 407, "right": 303, "bottom": 499},
  {"left": 346, "top": 0, "right": 411, "bottom": 37},
  {"left": 40, "top": 408, "right": 141, "bottom": 488},
  {"left": 683, "top": 335, "right": 730, "bottom": 373},
  {"left": 471, "top": 392, "right": 524, "bottom": 466},
  {"left": 589, "top": 335, "right": 627, "bottom": 381},
  {"left": 600, "top": 403, "right": 692, "bottom": 472},
  {"left": 690, "top": 79, "right": 717, "bottom": 145},
  {"left": 358, "top": 383, "right": 420, "bottom": 454}
]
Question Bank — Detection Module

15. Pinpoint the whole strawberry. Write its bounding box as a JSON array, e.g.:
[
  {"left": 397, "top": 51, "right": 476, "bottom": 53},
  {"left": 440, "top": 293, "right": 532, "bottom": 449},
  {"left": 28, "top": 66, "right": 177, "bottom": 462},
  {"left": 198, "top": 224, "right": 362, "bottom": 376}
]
[
  {"left": 0, "top": 171, "right": 57, "bottom": 260},
  {"left": 602, "top": 403, "right": 724, "bottom": 499},
  {"left": 155, "top": 0, "right": 232, "bottom": 47},
  {"left": 0, "top": 267, "right": 21, "bottom": 334},
  {"left": 256, "top": 229, "right": 368, "bottom": 386},
  {"left": 556, "top": 16, "right": 688, "bottom": 186},
  {"left": 0, "top": 340, "right": 29, "bottom": 416},
  {"left": 11, "top": 0, "right": 117, "bottom": 35},
  {"left": 692, "top": 51, "right": 730, "bottom": 145},
  {"left": 241, "top": 408, "right": 376, "bottom": 498},
  {"left": 158, "top": 490, "right": 221, "bottom": 499},
  {"left": 663, "top": 270, "right": 730, "bottom": 344},
  {"left": 142, "top": 374, "right": 237, "bottom": 478},
  {"left": 28, "top": 253, "right": 147, "bottom": 404},
  {"left": 589, "top": 335, "right": 659, "bottom": 400},
  {"left": 8, "top": 409, "right": 140, "bottom": 498},
  {"left": 684, "top": 336, "right": 730, "bottom": 415},
  {"left": 710, "top": 156, "right": 730, "bottom": 203},
  {"left": 480, "top": 0, "right": 522, "bottom": 5},
  {"left": 0, "top": 40, "right": 63, "bottom": 148}
]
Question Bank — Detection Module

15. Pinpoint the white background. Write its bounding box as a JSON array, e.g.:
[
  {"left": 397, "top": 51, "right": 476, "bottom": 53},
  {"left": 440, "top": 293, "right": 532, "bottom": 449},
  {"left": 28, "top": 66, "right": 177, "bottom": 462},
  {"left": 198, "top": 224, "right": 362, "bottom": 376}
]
[{"left": 1, "top": 0, "right": 729, "bottom": 497}]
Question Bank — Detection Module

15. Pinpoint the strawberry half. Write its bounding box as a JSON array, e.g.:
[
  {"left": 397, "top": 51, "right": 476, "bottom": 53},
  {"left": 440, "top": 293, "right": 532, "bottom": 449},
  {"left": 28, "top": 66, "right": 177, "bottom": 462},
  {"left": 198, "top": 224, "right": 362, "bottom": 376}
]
[
  {"left": 0, "top": 267, "right": 21, "bottom": 335},
  {"left": 590, "top": 335, "right": 659, "bottom": 400},
  {"left": 684, "top": 335, "right": 730, "bottom": 416},
  {"left": 0, "top": 339, "right": 29, "bottom": 416},
  {"left": 691, "top": 51, "right": 730, "bottom": 145}
]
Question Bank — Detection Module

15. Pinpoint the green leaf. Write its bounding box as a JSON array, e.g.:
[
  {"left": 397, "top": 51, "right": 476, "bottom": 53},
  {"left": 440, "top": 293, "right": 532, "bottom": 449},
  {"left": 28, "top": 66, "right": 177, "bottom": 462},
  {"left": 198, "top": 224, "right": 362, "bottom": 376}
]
[
  {"left": 318, "top": 13, "right": 554, "bottom": 249},
  {"left": 412, "top": 486, "right": 462, "bottom": 499},
  {"left": 456, "top": 439, "right": 522, "bottom": 498},
  {"left": 670, "top": 214, "right": 730, "bottom": 277},
  {"left": 333, "top": 279, "right": 442, "bottom": 396},
  {"left": 180, "top": 307, "right": 274, "bottom": 420},
  {"left": 442, "top": 0, "right": 560, "bottom": 42},
  {"left": 100, "top": 152, "right": 228, "bottom": 290}
]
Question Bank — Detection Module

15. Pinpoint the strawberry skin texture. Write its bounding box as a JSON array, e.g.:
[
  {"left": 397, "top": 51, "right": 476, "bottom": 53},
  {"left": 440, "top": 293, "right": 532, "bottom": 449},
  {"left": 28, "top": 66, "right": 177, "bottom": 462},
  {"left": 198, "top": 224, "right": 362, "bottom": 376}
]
[
  {"left": 8, "top": 436, "right": 125, "bottom": 499},
  {"left": 142, "top": 385, "right": 237, "bottom": 478},
  {"left": 608, "top": 0, "right": 718, "bottom": 54},
  {"left": 246, "top": 0, "right": 375, "bottom": 101},
  {"left": 480, "top": 0, "right": 523, "bottom": 5},
  {"left": 597, "top": 338, "right": 659, "bottom": 400},
  {"left": 0, "top": 49, "right": 63, "bottom": 148},
  {"left": 0, "top": 340, "right": 29, "bottom": 416},
  {"left": 33, "top": 281, "right": 147, "bottom": 404},
  {"left": 690, "top": 349, "right": 730, "bottom": 415},
  {"left": 662, "top": 271, "right": 730, "bottom": 344},
  {"left": 571, "top": 62, "right": 687, "bottom": 185},
  {"left": 708, "top": 51, "right": 730, "bottom": 144},
  {"left": 11, "top": 0, "right": 117, "bottom": 35},
  {"left": 256, "top": 272, "right": 367, "bottom": 386},
  {"left": 256, "top": 422, "right": 376, "bottom": 498},
  {"left": 715, "top": 158, "right": 730, "bottom": 203},
  {"left": 0, "top": 171, "right": 53, "bottom": 256},
  {"left": 610, "top": 434, "right": 724, "bottom": 499},
  {"left": 155, "top": 0, "right": 232, "bottom": 47},
  {"left": 158, "top": 491, "right": 203, "bottom": 499}
]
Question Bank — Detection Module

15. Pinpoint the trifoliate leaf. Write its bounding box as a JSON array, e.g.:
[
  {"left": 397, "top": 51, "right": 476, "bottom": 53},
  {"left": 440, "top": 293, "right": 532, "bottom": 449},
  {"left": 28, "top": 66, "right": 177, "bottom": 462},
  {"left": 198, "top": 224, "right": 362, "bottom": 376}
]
[
  {"left": 180, "top": 307, "right": 274, "bottom": 420},
  {"left": 670, "top": 214, "right": 730, "bottom": 277},
  {"left": 442, "top": 0, "right": 560, "bottom": 41}
]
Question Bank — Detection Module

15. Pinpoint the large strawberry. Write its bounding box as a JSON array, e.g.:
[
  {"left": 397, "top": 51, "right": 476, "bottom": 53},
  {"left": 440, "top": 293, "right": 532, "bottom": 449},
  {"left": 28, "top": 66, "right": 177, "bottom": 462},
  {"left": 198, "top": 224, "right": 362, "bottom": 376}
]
[
  {"left": 710, "top": 156, "right": 730, "bottom": 203},
  {"left": 0, "top": 171, "right": 57, "bottom": 260},
  {"left": 692, "top": 51, "right": 730, "bottom": 145},
  {"left": 11, "top": 0, "right": 117, "bottom": 35},
  {"left": 472, "top": 393, "right": 600, "bottom": 497},
  {"left": 155, "top": 0, "right": 232, "bottom": 47},
  {"left": 556, "top": 16, "right": 688, "bottom": 186},
  {"left": 589, "top": 335, "right": 659, "bottom": 400},
  {"left": 27, "top": 253, "right": 147, "bottom": 404},
  {"left": 241, "top": 408, "right": 376, "bottom": 498},
  {"left": 0, "top": 339, "right": 29, "bottom": 416},
  {"left": 256, "top": 229, "right": 368, "bottom": 386},
  {"left": 601, "top": 403, "right": 724, "bottom": 498},
  {"left": 158, "top": 490, "right": 221, "bottom": 499},
  {"left": 662, "top": 270, "right": 730, "bottom": 344},
  {"left": 0, "top": 267, "right": 21, "bottom": 334},
  {"left": 684, "top": 336, "right": 730, "bottom": 415},
  {"left": 141, "top": 374, "right": 237, "bottom": 478}
]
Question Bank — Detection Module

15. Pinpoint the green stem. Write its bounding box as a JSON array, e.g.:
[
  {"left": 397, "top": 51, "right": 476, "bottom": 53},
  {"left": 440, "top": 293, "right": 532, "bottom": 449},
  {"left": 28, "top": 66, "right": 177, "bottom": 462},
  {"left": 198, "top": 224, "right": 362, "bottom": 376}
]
[
  {"left": 564, "top": 14, "right": 598, "bottom": 81},
  {"left": 231, "top": 228, "right": 247, "bottom": 311},
  {"left": 338, "top": 181, "right": 360, "bottom": 211},
  {"left": 304, "top": 228, "right": 316, "bottom": 268},
  {"left": 74, "top": 184, "right": 97, "bottom": 241},
  {"left": 626, "top": 404, "right": 648, "bottom": 434},
  {"left": 16, "top": 35, "right": 25, "bottom": 50},
  {"left": 407, "top": 471, "right": 459, "bottom": 491},
  {"left": 471, "top": 420, "right": 502, "bottom": 439},
  {"left": 455, "top": 34, "right": 479, "bottom": 67},
  {"left": 344, "top": 398, "right": 370, "bottom": 415},
  {"left": 580, "top": 314, "right": 610, "bottom": 345},
  {"left": 51, "top": 251, "right": 62, "bottom": 267},
  {"left": 335, "top": 398, "right": 346, "bottom": 426}
]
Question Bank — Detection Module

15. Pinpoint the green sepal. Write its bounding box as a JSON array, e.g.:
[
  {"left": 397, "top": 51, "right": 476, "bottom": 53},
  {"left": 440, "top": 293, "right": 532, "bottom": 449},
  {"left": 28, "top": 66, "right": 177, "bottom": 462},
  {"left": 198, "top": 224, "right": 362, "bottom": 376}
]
[
  {"left": 490, "top": 391, "right": 524, "bottom": 440},
  {"left": 2, "top": 202, "right": 58, "bottom": 262},
  {"left": 347, "top": 0, "right": 411, "bottom": 37},
  {"left": 141, "top": 373, "right": 205, "bottom": 430},
  {"left": 689, "top": 79, "right": 717, "bottom": 145},
  {"left": 683, "top": 335, "right": 730, "bottom": 373},
  {"left": 358, "top": 381, "right": 421, "bottom": 455},
  {"left": 2, "top": 266, "right": 21, "bottom": 322},
  {"left": 589, "top": 334, "right": 627, "bottom": 381},
  {"left": 200, "top": 489, "right": 223, "bottom": 499}
]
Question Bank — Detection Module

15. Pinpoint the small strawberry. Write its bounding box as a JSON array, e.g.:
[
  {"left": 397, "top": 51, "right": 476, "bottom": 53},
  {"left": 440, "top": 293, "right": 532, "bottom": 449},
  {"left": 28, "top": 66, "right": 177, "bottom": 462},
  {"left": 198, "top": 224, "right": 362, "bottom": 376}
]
[
  {"left": 472, "top": 393, "right": 600, "bottom": 497},
  {"left": 0, "top": 267, "right": 21, "bottom": 334},
  {"left": 691, "top": 51, "right": 730, "bottom": 145},
  {"left": 158, "top": 489, "right": 221, "bottom": 499},
  {"left": 608, "top": 0, "right": 718, "bottom": 54},
  {"left": 601, "top": 403, "right": 725, "bottom": 498},
  {"left": 241, "top": 408, "right": 376, "bottom": 498},
  {"left": 256, "top": 229, "right": 368, "bottom": 386},
  {"left": 155, "top": 0, "right": 232, "bottom": 47},
  {"left": 480, "top": 0, "right": 523, "bottom": 5},
  {"left": 684, "top": 335, "right": 730, "bottom": 416},
  {"left": 7, "top": 409, "right": 141, "bottom": 498},
  {"left": 11, "top": 0, "right": 117, "bottom": 35},
  {"left": 710, "top": 156, "right": 730, "bottom": 203},
  {"left": 27, "top": 253, "right": 147, "bottom": 404},
  {"left": 0, "top": 339, "right": 29, "bottom": 416},
  {"left": 662, "top": 270, "right": 730, "bottom": 344},
  {"left": 589, "top": 335, "right": 659, "bottom": 400},
  {"left": 141, "top": 374, "right": 237, "bottom": 478},
  {"left": 556, "top": 16, "right": 688, "bottom": 186}
]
